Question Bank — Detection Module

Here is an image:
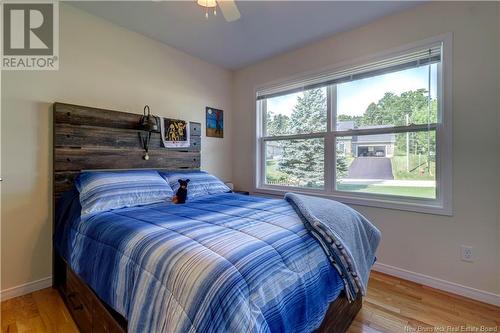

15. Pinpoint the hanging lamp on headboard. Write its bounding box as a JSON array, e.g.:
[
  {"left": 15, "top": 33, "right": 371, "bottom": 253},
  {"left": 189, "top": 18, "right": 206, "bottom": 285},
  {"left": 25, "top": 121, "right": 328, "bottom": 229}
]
[{"left": 138, "top": 105, "right": 159, "bottom": 160}]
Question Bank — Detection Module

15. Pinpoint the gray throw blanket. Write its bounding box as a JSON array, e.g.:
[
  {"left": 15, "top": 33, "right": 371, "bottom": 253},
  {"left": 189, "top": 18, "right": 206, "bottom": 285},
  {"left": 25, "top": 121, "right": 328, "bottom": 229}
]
[{"left": 285, "top": 193, "right": 381, "bottom": 301}]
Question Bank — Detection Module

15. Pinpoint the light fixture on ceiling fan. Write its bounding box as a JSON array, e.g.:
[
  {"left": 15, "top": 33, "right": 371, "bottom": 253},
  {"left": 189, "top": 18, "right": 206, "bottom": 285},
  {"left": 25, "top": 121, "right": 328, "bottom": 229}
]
[{"left": 196, "top": 0, "right": 241, "bottom": 22}]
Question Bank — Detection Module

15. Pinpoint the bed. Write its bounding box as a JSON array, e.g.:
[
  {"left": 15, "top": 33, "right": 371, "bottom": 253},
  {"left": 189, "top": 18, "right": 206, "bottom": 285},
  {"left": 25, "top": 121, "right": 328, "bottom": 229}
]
[{"left": 52, "top": 103, "right": 374, "bottom": 333}]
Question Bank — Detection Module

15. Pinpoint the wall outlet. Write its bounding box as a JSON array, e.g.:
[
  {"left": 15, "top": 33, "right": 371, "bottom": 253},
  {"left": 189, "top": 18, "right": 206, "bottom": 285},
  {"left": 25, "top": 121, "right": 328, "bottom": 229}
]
[{"left": 460, "top": 245, "right": 474, "bottom": 262}]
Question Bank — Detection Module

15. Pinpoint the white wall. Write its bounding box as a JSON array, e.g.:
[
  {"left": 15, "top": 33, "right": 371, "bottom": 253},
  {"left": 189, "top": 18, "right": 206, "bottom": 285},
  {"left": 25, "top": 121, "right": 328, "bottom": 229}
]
[
  {"left": 497, "top": 3, "right": 500, "bottom": 296},
  {"left": 233, "top": 2, "right": 500, "bottom": 295},
  {"left": 2, "top": 1, "right": 499, "bottom": 301},
  {"left": 1, "top": 4, "right": 233, "bottom": 291}
]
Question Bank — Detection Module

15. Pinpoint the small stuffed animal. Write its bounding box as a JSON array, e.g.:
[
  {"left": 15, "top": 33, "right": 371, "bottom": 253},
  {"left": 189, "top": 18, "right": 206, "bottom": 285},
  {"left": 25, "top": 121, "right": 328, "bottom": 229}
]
[{"left": 172, "top": 179, "right": 190, "bottom": 204}]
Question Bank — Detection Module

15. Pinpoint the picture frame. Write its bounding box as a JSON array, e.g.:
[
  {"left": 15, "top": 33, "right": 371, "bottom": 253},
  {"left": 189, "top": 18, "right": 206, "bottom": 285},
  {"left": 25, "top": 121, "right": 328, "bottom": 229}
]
[
  {"left": 206, "top": 107, "right": 223, "bottom": 138},
  {"left": 160, "top": 118, "right": 190, "bottom": 148}
]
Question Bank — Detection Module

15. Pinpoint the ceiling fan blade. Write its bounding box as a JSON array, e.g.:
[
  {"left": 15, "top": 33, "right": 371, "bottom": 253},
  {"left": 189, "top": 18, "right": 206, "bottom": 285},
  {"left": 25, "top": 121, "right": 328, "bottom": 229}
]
[{"left": 217, "top": 0, "right": 241, "bottom": 22}]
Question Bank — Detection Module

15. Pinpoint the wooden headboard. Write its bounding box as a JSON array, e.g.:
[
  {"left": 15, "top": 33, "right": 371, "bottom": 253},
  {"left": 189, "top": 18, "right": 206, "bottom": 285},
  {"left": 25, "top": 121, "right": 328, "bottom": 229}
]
[{"left": 53, "top": 102, "right": 201, "bottom": 199}]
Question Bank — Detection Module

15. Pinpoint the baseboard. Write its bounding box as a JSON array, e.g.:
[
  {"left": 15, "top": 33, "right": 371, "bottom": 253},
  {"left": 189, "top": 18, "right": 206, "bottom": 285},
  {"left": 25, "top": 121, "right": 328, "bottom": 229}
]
[
  {"left": 0, "top": 276, "right": 52, "bottom": 301},
  {"left": 373, "top": 262, "right": 500, "bottom": 307},
  {"left": 2, "top": 265, "right": 499, "bottom": 307}
]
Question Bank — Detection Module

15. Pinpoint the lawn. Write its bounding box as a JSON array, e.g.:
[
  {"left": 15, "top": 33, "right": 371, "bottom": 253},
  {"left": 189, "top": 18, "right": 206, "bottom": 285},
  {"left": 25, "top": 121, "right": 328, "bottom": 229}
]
[
  {"left": 336, "top": 183, "right": 436, "bottom": 199},
  {"left": 265, "top": 160, "right": 324, "bottom": 188},
  {"left": 391, "top": 155, "right": 435, "bottom": 180},
  {"left": 265, "top": 160, "right": 290, "bottom": 183},
  {"left": 265, "top": 158, "right": 436, "bottom": 199}
]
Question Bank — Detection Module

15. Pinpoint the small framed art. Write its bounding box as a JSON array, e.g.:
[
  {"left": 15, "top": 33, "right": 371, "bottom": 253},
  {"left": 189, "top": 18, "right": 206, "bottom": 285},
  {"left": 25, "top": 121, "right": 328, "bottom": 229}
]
[{"left": 206, "top": 107, "right": 223, "bottom": 138}]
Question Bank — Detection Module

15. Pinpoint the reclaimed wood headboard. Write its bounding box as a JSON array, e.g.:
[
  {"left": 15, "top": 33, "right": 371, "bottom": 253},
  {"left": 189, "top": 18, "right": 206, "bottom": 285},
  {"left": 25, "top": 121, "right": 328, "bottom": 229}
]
[{"left": 53, "top": 102, "right": 201, "bottom": 200}]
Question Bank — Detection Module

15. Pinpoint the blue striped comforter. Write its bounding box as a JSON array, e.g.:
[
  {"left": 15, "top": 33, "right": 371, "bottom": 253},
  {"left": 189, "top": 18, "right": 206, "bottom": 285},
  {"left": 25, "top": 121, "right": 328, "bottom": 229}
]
[{"left": 55, "top": 193, "right": 344, "bottom": 333}]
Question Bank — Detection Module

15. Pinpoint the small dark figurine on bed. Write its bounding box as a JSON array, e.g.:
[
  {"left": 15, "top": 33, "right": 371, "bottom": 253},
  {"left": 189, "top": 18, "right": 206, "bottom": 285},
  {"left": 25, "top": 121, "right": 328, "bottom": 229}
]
[{"left": 172, "top": 179, "right": 190, "bottom": 204}]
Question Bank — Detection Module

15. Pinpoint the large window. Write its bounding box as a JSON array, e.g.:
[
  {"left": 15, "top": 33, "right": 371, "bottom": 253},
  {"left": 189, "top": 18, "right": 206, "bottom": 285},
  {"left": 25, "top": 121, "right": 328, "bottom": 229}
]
[{"left": 256, "top": 39, "right": 452, "bottom": 214}]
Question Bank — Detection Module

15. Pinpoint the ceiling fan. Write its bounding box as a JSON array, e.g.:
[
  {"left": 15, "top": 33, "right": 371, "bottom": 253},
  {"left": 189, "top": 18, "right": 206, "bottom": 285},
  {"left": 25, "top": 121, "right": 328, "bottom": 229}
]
[{"left": 197, "top": 0, "right": 241, "bottom": 22}]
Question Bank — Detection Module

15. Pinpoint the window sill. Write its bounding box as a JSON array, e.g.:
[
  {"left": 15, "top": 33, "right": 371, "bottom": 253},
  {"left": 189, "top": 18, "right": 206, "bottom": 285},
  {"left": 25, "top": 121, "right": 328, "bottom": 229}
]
[{"left": 254, "top": 185, "right": 452, "bottom": 216}]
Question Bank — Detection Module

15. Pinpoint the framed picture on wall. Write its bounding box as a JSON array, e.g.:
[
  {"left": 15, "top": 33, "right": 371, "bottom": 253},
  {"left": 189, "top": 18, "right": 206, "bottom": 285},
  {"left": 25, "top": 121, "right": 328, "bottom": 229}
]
[
  {"left": 159, "top": 118, "right": 190, "bottom": 148},
  {"left": 206, "top": 107, "right": 223, "bottom": 138}
]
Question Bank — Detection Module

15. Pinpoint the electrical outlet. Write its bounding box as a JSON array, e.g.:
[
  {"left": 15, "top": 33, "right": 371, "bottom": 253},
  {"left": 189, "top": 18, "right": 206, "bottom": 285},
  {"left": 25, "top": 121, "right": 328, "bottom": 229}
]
[{"left": 460, "top": 245, "right": 474, "bottom": 262}]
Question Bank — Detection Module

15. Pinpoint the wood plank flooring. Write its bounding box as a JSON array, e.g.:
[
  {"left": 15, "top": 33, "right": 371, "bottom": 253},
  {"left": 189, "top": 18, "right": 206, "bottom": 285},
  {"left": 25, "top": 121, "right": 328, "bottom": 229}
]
[
  {"left": 2, "top": 271, "right": 499, "bottom": 333},
  {"left": 1, "top": 287, "right": 78, "bottom": 333},
  {"left": 349, "top": 272, "right": 500, "bottom": 332}
]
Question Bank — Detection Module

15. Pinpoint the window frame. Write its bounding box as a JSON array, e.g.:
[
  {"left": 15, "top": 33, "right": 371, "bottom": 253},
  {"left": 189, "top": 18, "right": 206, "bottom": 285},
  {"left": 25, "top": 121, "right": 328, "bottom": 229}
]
[{"left": 254, "top": 34, "right": 453, "bottom": 216}]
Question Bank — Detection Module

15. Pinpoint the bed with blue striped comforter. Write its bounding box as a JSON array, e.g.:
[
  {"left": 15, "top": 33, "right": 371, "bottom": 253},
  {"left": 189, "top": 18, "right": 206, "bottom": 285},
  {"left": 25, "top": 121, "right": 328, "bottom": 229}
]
[{"left": 55, "top": 192, "right": 344, "bottom": 333}]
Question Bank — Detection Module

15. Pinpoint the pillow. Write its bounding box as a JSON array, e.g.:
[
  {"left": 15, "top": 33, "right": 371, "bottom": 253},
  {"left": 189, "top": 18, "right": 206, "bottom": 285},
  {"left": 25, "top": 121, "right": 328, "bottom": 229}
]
[
  {"left": 76, "top": 170, "right": 173, "bottom": 217},
  {"left": 161, "top": 171, "right": 231, "bottom": 200}
]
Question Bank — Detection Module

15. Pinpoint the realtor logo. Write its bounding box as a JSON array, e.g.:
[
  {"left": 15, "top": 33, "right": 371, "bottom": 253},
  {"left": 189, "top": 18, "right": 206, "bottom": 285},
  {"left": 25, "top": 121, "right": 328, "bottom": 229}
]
[{"left": 1, "top": 1, "right": 59, "bottom": 70}]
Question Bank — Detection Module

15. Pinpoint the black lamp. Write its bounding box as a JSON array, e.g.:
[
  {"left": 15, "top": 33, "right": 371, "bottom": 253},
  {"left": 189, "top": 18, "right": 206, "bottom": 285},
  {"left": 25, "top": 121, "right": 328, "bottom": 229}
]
[{"left": 138, "top": 105, "right": 158, "bottom": 160}]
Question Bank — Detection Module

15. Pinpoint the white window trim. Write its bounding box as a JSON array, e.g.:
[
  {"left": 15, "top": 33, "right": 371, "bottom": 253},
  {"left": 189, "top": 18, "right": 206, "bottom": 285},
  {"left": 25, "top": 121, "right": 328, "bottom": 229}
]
[{"left": 253, "top": 34, "right": 453, "bottom": 216}]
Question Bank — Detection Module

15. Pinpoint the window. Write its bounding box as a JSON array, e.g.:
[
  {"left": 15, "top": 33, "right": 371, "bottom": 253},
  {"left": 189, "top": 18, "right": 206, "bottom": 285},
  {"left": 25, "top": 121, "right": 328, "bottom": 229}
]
[{"left": 256, "top": 38, "right": 452, "bottom": 215}]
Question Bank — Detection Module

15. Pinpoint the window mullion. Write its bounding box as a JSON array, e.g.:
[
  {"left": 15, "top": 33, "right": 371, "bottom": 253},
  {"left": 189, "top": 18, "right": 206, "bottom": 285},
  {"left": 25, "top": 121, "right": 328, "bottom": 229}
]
[
  {"left": 261, "top": 132, "right": 326, "bottom": 141},
  {"left": 261, "top": 99, "right": 267, "bottom": 137},
  {"left": 257, "top": 99, "right": 266, "bottom": 188},
  {"left": 325, "top": 85, "right": 337, "bottom": 194},
  {"left": 333, "top": 123, "right": 438, "bottom": 138}
]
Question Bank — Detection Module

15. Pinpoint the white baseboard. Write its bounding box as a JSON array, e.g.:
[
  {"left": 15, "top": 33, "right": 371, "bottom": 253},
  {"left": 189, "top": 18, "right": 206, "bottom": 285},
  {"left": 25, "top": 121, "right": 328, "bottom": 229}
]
[
  {"left": 1, "top": 264, "right": 499, "bottom": 307},
  {"left": 373, "top": 262, "right": 500, "bottom": 307},
  {"left": 0, "top": 276, "right": 52, "bottom": 301}
]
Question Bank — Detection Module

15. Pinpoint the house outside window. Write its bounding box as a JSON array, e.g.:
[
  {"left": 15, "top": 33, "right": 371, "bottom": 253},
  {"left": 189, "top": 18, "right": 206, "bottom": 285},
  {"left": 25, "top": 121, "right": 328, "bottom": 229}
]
[{"left": 255, "top": 37, "right": 452, "bottom": 215}]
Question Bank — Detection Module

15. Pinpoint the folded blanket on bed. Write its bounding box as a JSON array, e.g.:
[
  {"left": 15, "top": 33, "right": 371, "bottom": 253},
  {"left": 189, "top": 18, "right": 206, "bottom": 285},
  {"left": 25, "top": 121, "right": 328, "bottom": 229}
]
[{"left": 285, "top": 193, "right": 381, "bottom": 301}]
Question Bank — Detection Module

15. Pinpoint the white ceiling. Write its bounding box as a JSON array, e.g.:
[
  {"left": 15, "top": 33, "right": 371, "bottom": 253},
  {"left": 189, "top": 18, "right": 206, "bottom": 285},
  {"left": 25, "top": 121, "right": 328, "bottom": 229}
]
[{"left": 70, "top": 1, "right": 421, "bottom": 69}]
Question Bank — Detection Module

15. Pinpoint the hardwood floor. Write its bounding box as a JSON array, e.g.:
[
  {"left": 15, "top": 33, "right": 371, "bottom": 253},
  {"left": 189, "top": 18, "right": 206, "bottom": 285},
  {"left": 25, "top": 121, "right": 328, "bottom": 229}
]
[
  {"left": 1, "top": 287, "right": 78, "bottom": 333},
  {"left": 2, "top": 271, "right": 499, "bottom": 333},
  {"left": 350, "top": 272, "right": 500, "bottom": 332}
]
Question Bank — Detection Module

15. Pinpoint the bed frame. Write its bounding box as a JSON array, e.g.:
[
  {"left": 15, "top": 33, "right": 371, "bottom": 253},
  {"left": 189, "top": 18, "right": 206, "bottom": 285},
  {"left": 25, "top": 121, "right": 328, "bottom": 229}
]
[{"left": 52, "top": 102, "right": 362, "bottom": 333}]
